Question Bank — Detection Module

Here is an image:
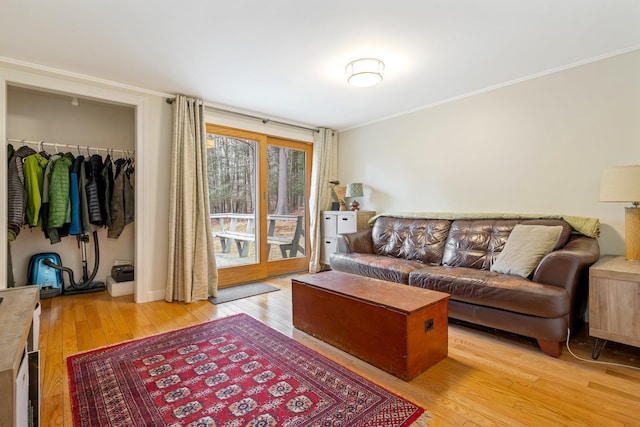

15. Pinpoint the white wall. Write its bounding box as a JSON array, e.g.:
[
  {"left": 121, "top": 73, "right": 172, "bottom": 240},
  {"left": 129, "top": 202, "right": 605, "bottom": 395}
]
[
  {"left": 1, "top": 61, "right": 173, "bottom": 302},
  {"left": 205, "top": 109, "right": 314, "bottom": 143},
  {"left": 338, "top": 49, "right": 640, "bottom": 256},
  {"left": 7, "top": 86, "right": 135, "bottom": 149},
  {"left": 7, "top": 87, "right": 136, "bottom": 286}
]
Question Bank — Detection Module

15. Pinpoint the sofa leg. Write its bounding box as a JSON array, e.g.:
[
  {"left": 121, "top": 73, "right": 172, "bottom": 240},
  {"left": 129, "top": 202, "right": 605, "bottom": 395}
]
[{"left": 537, "top": 340, "right": 563, "bottom": 357}]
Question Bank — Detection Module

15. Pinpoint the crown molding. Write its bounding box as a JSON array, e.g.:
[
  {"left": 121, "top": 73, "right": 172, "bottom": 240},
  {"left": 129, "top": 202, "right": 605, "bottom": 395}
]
[{"left": 0, "top": 56, "right": 173, "bottom": 98}]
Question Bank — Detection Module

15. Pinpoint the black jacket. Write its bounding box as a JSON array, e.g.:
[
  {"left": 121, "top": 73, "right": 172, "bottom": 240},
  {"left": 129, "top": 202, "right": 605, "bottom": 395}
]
[{"left": 85, "top": 155, "right": 106, "bottom": 226}]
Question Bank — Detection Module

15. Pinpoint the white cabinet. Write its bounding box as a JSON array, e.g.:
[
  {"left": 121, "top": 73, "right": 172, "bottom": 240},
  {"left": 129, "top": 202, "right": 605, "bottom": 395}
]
[
  {"left": 322, "top": 213, "right": 338, "bottom": 239},
  {"left": 15, "top": 347, "right": 29, "bottom": 427},
  {"left": 0, "top": 287, "right": 40, "bottom": 427},
  {"left": 321, "top": 211, "right": 375, "bottom": 264}
]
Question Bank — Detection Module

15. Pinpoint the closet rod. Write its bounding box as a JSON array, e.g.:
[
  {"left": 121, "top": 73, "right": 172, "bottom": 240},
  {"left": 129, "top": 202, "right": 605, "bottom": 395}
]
[{"left": 6, "top": 138, "right": 135, "bottom": 156}]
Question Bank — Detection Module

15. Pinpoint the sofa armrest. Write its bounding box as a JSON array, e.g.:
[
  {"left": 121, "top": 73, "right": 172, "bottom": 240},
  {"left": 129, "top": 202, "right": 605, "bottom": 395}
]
[
  {"left": 533, "top": 235, "right": 600, "bottom": 327},
  {"left": 533, "top": 236, "right": 600, "bottom": 288},
  {"left": 337, "top": 228, "right": 374, "bottom": 254}
]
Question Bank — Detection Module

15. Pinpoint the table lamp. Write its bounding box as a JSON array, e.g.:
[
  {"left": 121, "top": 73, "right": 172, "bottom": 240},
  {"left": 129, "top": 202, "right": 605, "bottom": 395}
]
[
  {"left": 600, "top": 165, "right": 640, "bottom": 261},
  {"left": 345, "top": 183, "right": 364, "bottom": 211}
]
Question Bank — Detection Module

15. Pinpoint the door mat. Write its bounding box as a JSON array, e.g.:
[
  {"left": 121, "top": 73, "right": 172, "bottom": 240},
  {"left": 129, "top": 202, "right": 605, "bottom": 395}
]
[
  {"left": 67, "top": 313, "right": 430, "bottom": 426},
  {"left": 209, "top": 282, "right": 279, "bottom": 304}
]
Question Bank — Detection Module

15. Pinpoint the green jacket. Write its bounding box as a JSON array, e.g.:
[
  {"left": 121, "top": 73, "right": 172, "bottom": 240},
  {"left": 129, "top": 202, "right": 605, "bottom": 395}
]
[
  {"left": 47, "top": 153, "right": 73, "bottom": 228},
  {"left": 23, "top": 153, "right": 49, "bottom": 227}
]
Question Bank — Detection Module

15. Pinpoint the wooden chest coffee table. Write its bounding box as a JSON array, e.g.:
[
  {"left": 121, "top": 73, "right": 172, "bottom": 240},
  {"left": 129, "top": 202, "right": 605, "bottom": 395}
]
[{"left": 291, "top": 271, "right": 449, "bottom": 380}]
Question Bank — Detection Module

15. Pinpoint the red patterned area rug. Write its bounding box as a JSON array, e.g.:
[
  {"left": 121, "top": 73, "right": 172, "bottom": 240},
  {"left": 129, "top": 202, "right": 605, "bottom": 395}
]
[{"left": 68, "top": 313, "right": 430, "bottom": 426}]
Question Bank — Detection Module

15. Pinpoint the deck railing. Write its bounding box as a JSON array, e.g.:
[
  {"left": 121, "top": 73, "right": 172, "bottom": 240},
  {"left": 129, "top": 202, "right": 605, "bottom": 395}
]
[{"left": 210, "top": 213, "right": 305, "bottom": 258}]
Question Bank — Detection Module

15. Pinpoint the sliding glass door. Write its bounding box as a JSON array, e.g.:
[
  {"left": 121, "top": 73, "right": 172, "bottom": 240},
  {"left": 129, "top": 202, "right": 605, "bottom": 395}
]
[
  {"left": 265, "top": 138, "right": 310, "bottom": 275},
  {"left": 207, "top": 124, "right": 311, "bottom": 287}
]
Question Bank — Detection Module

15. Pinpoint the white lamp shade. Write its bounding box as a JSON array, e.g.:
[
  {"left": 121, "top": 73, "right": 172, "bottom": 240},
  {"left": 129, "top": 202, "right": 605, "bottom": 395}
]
[
  {"left": 600, "top": 165, "right": 640, "bottom": 203},
  {"left": 346, "top": 58, "right": 384, "bottom": 88}
]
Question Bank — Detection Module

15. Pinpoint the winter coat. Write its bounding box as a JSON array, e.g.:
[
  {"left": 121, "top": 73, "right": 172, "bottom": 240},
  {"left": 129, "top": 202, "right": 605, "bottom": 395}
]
[
  {"left": 79, "top": 159, "right": 96, "bottom": 233},
  {"left": 47, "top": 153, "right": 73, "bottom": 228},
  {"left": 7, "top": 146, "right": 36, "bottom": 232},
  {"left": 101, "top": 155, "right": 114, "bottom": 226},
  {"left": 7, "top": 145, "right": 17, "bottom": 241},
  {"left": 41, "top": 154, "right": 61, "bottom": 243},
  {"left": 124, "top": 164, "right": 135, "bottom": 225},
  {"left": 69, "top": 174, "right": 81, "bottom": 234},
  {"left": 69, "top": 156, "right": 84, "bottom": 235},
  {"left": 108, "top": 159, "right": 126, "bottom": 238},
  {"left": 108, "top": 158, "right": 135, "bottom": 238},
  {"left": 86, "top": 155, "right": 105, "bottom": 226},
  {"left": 23, "top": 152, "right": 49, "bottom": 227}
]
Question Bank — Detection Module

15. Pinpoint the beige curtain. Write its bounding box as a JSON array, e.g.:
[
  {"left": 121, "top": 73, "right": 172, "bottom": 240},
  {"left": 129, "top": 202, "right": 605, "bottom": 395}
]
[
  {"left": 166, "top": 95, "right": 218, "bottom": 302},
  {"left": 308, "top": 128, "right": 338, "bottom": 273}
]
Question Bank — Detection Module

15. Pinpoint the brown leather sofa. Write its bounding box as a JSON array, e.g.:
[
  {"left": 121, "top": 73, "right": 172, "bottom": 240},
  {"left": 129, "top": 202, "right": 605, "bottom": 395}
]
[{"left": 330, "top": 215, "right": 600, "bottom": 357}]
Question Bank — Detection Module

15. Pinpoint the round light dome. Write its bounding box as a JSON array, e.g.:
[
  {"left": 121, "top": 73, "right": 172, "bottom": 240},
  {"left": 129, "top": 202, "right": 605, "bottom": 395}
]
[{"left": 346, "top": 58, "right": 385, "bottom": 88}]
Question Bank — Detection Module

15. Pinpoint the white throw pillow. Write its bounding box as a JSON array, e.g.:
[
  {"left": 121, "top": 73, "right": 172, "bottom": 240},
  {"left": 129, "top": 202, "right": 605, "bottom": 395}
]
[{"left": 490, "top": 225, "right": 563, "bottom": 278}]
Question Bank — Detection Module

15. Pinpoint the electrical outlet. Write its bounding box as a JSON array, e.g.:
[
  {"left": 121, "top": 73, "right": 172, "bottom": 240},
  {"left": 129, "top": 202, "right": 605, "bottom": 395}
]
[{"left": 425, "top": 318, "right": 434, "bottom": 332}]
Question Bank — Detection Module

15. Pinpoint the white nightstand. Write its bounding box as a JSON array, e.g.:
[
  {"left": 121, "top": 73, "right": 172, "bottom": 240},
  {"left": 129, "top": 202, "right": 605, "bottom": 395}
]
[{"left": 589, "top": 255, "right": 640, "bottom": 358}]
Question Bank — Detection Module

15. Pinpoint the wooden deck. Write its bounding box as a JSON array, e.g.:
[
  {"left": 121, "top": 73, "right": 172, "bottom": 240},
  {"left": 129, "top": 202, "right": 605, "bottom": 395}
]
[{"left": 38, "top": 275, "right": 640, "bottom": 426}]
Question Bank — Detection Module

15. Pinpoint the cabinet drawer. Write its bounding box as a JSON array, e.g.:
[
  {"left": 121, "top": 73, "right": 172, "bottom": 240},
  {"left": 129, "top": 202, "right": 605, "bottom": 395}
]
[
  {"left": 321, "top": 238, "right": 337, "bottom": 263},
  {"left": 337, "top": 213, "right": 357, "bottom": 234},
  {"left": 322, "top": 214, "right": 338, "bottom": 238}
]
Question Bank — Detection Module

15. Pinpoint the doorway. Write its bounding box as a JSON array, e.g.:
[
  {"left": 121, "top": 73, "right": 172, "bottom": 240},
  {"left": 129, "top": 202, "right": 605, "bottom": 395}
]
[{"left": 206, "top": 124, "right": 311, "bottom": 287}]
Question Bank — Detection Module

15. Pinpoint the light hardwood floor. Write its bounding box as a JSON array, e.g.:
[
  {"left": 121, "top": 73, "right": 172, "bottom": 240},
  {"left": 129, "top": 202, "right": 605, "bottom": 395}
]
[{"left": 39, "top": 275, "right": 640, "bottom": 426}]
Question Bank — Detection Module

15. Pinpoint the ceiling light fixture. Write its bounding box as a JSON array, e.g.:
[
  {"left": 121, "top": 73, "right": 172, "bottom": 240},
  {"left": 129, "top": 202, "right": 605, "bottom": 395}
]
[{"left": 346, "top": 58, "right": 384, "bottom": 88}]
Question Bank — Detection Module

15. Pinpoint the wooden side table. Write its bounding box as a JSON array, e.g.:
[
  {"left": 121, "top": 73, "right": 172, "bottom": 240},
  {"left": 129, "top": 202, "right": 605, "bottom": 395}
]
[{"left": 589, "top": 255, "right": 640, "bottom": 358}]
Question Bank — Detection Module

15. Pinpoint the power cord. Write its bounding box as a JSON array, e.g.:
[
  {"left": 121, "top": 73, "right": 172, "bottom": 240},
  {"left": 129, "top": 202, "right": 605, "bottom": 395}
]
[{"left": 565, "top": 328, "right": 640, "bottom": 371}]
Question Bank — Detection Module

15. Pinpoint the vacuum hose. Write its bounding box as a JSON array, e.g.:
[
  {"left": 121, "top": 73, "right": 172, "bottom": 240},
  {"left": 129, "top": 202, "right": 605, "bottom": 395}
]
[{"left": 44, "top": 230, "right": 101, "bottom": 290}]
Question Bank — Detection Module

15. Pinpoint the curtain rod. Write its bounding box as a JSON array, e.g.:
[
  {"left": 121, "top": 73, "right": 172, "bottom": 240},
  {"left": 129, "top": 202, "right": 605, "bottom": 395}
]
[
  {"left": 7, "top": 138, "right": 135, "bottom": 156},
  {"left": 165, "top": 98, "right": 318, "bottom": 133}
]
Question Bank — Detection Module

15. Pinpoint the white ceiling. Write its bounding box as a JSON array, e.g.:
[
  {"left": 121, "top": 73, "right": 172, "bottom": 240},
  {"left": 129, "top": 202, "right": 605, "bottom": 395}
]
[{"left": 1, "top": 1, "right": 639, "bottom": 131}]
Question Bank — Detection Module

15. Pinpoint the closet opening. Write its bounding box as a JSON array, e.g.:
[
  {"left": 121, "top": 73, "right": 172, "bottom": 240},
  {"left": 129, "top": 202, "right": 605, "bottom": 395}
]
[{"left": 5, "top": 85, "right": 136, "bottom": 298}]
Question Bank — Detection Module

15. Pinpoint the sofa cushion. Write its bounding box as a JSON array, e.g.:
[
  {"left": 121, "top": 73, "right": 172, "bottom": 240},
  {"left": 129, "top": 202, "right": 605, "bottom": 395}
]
[
  {"left": 330, "top": 252, "right": 425, "bottom": 284},
  {"left": 519, "top": 219, "right": 572, "bottom": 250},
  {"left": 409, "top": 266, "right": 569, "bottom": 318},
  {"left": 442, "top": 219, "right": 520, "bottom": 270},
  {"left": 490, "top": 224, "right": 563, "bottom": 278},
  {"left": 372, "top": 217, "right": 451, "bottom": 265}
]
